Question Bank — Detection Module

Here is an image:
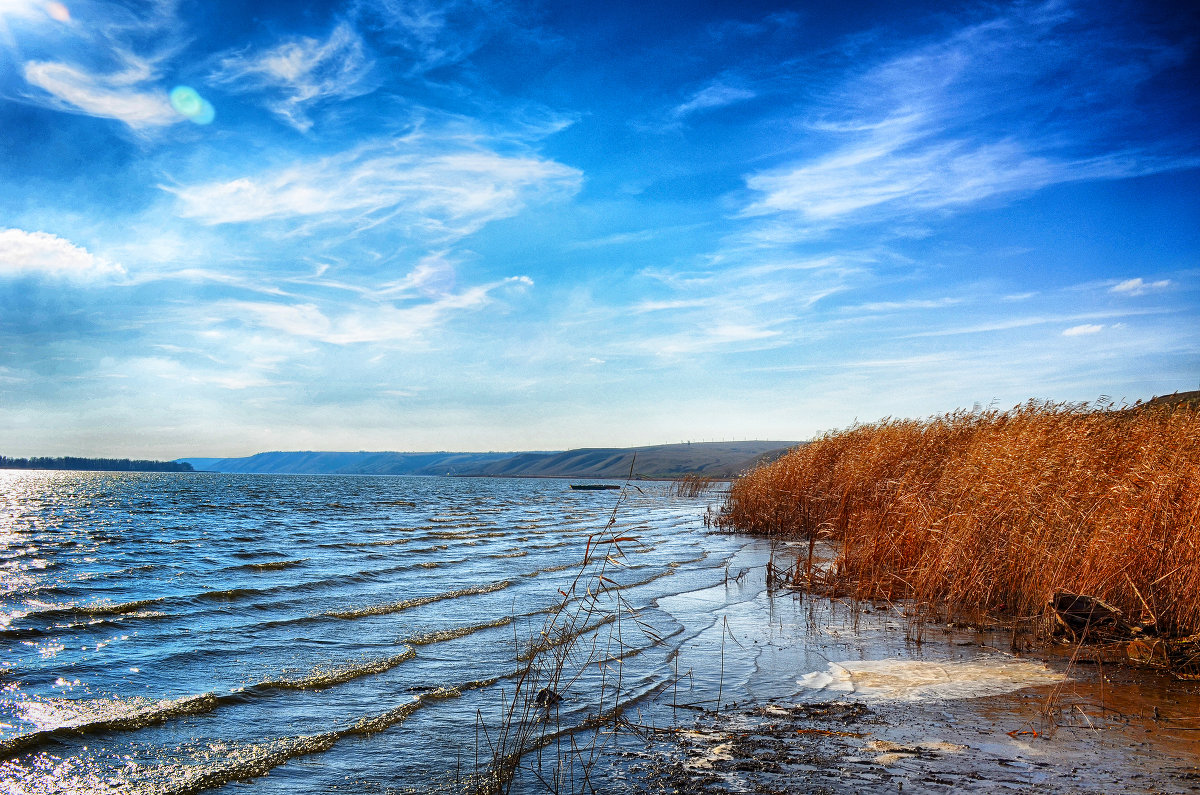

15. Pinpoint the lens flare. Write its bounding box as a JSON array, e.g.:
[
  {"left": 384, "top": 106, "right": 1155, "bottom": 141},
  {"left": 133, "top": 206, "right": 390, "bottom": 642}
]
[
  {"left": 169, "top": 85, "right": 215, "bottom": 125},
  {"left": 44, "top": 2, "right": 69, "bottom": 21}
]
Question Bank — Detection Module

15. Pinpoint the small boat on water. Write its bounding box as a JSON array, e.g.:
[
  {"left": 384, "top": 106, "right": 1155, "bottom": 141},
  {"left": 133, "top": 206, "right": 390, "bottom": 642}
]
[{"left": 569, "top": 484, "right": 620, "bottom": 490}]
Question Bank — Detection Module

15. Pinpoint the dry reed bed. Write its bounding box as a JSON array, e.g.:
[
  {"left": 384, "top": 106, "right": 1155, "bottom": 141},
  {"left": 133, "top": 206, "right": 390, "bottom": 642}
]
[{"left": 718, "top": 400, "right": 1200, "bottom": 639}]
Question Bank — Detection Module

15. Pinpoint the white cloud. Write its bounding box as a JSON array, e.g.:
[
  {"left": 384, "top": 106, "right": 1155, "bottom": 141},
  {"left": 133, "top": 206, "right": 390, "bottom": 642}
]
[
  {"left": 0, "top": 228, "right": 124, "bottom": 279},
  {"left": 848, "top": 297, "right": 962, "bottom": 313},
  {"left": 567, "top": 229, "right": 661, "bottom": 250},
  {"left": 1063, "top": 323, "right": 1103, "bottom": 336},
  {"left": 111, "top": 354, "right": 289, "bottom": 392},
  {"left": 1110, "top": 277, "right": 1170, "bottom": 296},
  {"left": 673, "top": 82, "right": 756, "bottom": 118},
  {"left": 210, "top": 21, "right": 375, "bottom": 131},
  {"left": 13, "top": 0, "right": 190, "bottom": 130},
  {"left": 220, "top": 273, "right": 530, "bottom": 345},
  {"left": 22, "top": 59, "right": 178, "bottom": 128},
  {"left": 632, "top": 298, "right": 715, "bottom": 313},
  {"left": 638, "top": 322, "right": 782, "bottom": 356},
  {"left": 743, "top": 119, "right": 1094, "bottom": 222},
  {"left": 0, "top": 0, "right": 59, "bottom": 22},
  {"left": 375, "top": 251, "right": 460, "bottom": 298},
  {"left": 739, "top": 3, "right": 1197, "bottom": 228},
  {"left": 166, "top": 137, "right": 582, "bottom": 239},
  {"left": 354, "top": 0, "right": 500, "bottom": 73}
]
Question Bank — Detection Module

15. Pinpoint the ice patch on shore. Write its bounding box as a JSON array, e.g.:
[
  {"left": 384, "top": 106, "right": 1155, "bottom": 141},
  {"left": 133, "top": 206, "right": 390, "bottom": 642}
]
[
  {"left": 798, "top": 657, "right": 1062, "bottom": 702},
  {"left": 865, "top": 739, "right": 967, "bottom": 765}
]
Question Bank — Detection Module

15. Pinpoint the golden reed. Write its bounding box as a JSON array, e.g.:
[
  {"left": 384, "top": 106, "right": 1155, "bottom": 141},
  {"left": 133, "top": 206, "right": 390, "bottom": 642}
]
[{"left": 718, "top": 399, "right": 1200, "bottom": 638}]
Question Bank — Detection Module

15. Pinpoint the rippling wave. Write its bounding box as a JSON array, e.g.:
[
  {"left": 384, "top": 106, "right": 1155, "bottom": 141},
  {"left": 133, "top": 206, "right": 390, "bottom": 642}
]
[
  {"left": 0, "top": 473, "right": 733, "bottom": 793},
  {"left": 325, "top": 580, "right": 513, "bottom": 620},
  {"left": 1, "top": 693, "right": 220, "bottom": 758},
  {"left": 248, "top": 649, "right": 418, "bottom": 693}
]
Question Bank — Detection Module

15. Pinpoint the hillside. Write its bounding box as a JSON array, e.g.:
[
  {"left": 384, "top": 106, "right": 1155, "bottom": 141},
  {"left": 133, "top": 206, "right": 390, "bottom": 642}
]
[
  {"left": 180, "top": 440, "right": 797, "bottom": 480},
  {"left": 1139, "top": 389, "right": 1200, "bottom": 411},
  {"left": 180, "top": 451, "right": 520, "bottom": 476},
  {"left": 469, "top": 441, "right": 796, "bottom": 479}
]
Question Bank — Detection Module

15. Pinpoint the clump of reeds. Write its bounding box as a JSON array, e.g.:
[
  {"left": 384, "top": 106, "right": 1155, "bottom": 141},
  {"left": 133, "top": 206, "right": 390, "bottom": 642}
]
[
  {"left": 717, "top": 399, "right": 1200, "bottom": 641},
  {"left": 669, "top": 474, "right": 717, "bottom": 498}
]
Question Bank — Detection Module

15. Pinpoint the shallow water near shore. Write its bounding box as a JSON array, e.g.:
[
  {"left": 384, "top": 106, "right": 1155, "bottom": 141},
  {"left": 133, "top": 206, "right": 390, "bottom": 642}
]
[{"left": 2, "top": 471, "right": 1198, "bottom": 793}]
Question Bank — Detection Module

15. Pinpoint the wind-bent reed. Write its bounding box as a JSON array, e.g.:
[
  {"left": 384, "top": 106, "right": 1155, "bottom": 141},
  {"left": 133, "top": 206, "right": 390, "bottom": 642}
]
[
  {"left": 669, "top": 474, "right": 717, "bottom": 498},
  {"left": 476, "top": 483, "right": 661, "bottom": 794},
  {"left": 717, "top": 399, "right": 1200, "bottom": 640}
]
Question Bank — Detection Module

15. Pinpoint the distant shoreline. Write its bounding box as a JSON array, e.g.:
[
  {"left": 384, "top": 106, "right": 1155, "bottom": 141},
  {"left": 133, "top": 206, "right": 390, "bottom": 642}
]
[
  {"left": 0, "top": 456, "right": 194, "bottom": 473},
  {"left": 179, "top": 440, "right": 797, "bottom": 480}
]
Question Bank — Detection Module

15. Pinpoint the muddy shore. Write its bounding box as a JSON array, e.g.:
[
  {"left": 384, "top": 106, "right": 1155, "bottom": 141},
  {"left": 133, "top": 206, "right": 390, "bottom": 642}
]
[{"left": 580, "top": 541, "right": 1200, "bottom": 794}]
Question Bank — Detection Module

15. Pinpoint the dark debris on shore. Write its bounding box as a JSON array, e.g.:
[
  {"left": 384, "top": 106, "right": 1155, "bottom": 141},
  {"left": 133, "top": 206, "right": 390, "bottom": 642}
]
[{"left": 609, "top": 694, "right": 1200, "bottom": 795}]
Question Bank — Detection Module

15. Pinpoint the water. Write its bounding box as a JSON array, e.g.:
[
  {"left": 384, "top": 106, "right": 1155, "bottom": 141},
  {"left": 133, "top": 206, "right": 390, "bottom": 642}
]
[
  {"left": 3, "top": 471, "right": 1198, "bottom": 794},
  {"left": 0, "top": 471, "right": 764, "bottom": 793}
]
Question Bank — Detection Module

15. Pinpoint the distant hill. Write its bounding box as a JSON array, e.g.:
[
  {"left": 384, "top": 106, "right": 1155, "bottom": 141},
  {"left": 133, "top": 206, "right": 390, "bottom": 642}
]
[
  {"left": 180, "top": 451, "right": 521, "bottom": 476},
  {"left": 180, "top": 441, "right": 798, "bottom": 480},
  {"left": 1137, "top": 389, "right": 1200, "bottom": 411},
  {"left": 467, "top": 441, "right": 796, "bottom": 479}
]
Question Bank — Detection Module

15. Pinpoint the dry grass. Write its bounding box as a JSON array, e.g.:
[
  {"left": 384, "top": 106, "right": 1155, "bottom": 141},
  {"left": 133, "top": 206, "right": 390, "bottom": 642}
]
[
  {"left": 669, "top": 474, "right": 718, "bottom": 497},
  {"left": 717, "top": 399, "right": 1200, "bottom": 640}
]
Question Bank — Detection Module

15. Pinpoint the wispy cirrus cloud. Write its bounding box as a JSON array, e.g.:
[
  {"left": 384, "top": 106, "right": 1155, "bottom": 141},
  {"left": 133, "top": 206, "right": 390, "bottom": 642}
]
[
  {"left": 1110, "top": 277, "right": 1170, "bottom": 296},
  {"left": 165, "top": 135, "right": 581, "bottom": 239},
  {"left": 353, "top": 0, "right": 510, "bottom": 73},
  {"left": 589, "top": 253, "right": 868, "bottom": 359},
  {"left": 220, "top": 274, "right": 531, "bottom": 345},
  {"left": 374, "top": 251, "right": 461, "bottom": 298},
  {"left": 22, "top": 57, "right": 179, "bottom": 128},
  {"left": 631, "top": 297, "right": 715, "bottom": 314},
  {"left": 11, "top": 0, "right": 190, "bottom": 130},
  {"left": 210, "top": 21, "right": 376, "bottom": 131},
  {"left": 844, "top": 297, "right": 963, "bottom": 314},
  {"left": 635, "top": 321, "right": 782, "bottom": 356},
  {"left": 0, "top": 228, "right": 124, "bottom": 279},
  {"left": 672, "top": 80, "right": 756, "bottom": 119},
  {"left": 906, "top": 309, "right": 1165, "bottom": 339},
  {"left": 744, "top": 123, "right": 1069, "bottom": 221},
  {"left": 740, "top": 2, "right": 1197, "bottom": 228}
]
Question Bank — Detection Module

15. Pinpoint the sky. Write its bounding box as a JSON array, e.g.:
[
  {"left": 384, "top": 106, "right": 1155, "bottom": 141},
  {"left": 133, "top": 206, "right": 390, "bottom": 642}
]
[{"left": 0, "top": 0, "right": 1197, "bottom": 457}]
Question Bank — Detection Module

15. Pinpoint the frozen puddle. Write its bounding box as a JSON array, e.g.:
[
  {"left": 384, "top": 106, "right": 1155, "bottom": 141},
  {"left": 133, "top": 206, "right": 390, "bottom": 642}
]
[{"left": 798, "top": 656, "right": 1063, "bottom": 702}]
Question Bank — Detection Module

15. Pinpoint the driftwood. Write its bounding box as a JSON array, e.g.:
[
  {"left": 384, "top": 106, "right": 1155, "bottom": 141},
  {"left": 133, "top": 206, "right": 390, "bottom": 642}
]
[
  {"left": 1049, "top": 592, "right": 1128, "bottom": 640},
  {"left": 1049, "top": 592, "right": 1200, "bottom": 679},
  {"left": 1127, "top": 634, "right": 1200, "bottom": 680}
]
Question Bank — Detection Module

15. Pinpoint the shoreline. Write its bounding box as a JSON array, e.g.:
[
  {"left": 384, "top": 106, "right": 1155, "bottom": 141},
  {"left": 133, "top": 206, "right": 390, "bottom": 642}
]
[{"left": 516, "top": 536, "right": 1200, "bottom": 793}]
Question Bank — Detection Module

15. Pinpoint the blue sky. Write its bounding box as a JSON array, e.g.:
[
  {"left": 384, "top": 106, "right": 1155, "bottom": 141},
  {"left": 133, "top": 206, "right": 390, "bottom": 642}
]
[{"left": 1, "top": 0, "right": 1197, "bottom": 457}]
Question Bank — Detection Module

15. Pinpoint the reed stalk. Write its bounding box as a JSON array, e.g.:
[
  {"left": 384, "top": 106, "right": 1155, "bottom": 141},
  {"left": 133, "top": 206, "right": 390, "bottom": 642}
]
[
  {"left": 669, "top": 474, "right": 717, "bottom": 498},
  {"left": 477, "top": 472, "right": 663, "bottom": 794}
]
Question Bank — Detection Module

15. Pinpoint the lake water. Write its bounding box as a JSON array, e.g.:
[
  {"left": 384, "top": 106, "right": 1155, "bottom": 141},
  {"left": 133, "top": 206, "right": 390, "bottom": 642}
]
[
  {"left": 1, "top": 471, "right": 771, "bottom": 793},
  {"left": 3, "top": 471, "right": 1198, "bottom": 794}
]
